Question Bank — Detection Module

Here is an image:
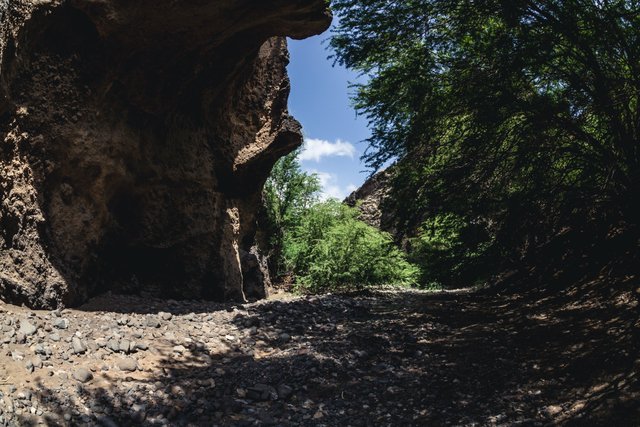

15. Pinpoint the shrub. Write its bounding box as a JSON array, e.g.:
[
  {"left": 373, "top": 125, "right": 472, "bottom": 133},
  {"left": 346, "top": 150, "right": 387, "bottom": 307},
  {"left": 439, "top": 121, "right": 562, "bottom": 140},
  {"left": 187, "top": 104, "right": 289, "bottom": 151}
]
[{"left": 284, "top": 200, "right": 418, "bottom": 293}]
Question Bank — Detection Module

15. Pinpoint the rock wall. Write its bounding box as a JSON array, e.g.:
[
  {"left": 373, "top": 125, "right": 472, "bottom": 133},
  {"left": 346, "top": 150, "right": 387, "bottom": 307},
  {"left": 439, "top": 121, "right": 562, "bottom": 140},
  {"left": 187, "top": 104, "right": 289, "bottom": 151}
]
[
  {"left": 345, "top": 167, "right": 414, "bottom": 249},
  {"left": 0, "top": 0, "right": 331, "bottom": 308},
  {"left": 344, "top": 170, "right": 392, "bottom": 230}
]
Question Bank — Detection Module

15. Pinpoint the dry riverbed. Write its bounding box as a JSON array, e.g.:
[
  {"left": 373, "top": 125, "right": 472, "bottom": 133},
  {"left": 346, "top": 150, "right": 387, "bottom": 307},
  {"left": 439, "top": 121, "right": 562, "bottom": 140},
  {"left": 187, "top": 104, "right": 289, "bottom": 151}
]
[{"left": 0, "top": 286, "right": 637, "bottom": 426}]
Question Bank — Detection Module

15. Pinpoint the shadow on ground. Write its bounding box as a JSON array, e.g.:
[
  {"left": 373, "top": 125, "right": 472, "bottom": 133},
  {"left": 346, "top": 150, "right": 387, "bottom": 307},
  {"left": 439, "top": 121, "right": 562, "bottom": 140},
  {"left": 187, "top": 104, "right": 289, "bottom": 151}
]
[{"left": 14, "top": 274, "right": 640, "bottom": 426}]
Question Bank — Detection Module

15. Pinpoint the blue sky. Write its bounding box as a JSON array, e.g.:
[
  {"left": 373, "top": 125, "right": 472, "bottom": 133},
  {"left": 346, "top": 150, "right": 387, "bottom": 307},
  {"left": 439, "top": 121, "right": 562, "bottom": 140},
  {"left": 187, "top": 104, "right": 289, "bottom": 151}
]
[{"left": 287, "top": 32, "right": 371, "bottom": 200}]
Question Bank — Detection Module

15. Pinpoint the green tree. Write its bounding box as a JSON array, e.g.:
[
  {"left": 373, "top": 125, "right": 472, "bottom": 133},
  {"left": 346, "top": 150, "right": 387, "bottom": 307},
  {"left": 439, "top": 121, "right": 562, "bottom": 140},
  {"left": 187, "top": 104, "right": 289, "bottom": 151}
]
[
  {"left": 330, "top": 0, "right": 640, "bottom": 280},
  {"left": 284, "top": 200, "right": 418, "bottom": 293},
  {"left": 263, "top": 151, "right": 321, "bottom": 275}
]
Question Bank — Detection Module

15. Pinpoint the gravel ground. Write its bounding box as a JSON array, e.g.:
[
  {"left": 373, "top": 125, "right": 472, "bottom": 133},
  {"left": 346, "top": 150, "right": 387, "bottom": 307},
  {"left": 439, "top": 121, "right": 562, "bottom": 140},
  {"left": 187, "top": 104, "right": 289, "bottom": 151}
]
[{"left": 0, "top": 286, "right": 638, "bottom": 426}]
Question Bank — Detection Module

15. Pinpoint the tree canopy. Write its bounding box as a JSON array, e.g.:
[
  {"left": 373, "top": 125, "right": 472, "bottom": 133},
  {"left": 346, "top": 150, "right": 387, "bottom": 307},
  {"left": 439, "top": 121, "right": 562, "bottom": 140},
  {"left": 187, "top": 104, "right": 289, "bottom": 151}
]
[
  {"left": 263, "top": 151, "right": 321, "bottom": 275},
  {"left": 330, "top": 0, "right": 640, "bottom": 275}
]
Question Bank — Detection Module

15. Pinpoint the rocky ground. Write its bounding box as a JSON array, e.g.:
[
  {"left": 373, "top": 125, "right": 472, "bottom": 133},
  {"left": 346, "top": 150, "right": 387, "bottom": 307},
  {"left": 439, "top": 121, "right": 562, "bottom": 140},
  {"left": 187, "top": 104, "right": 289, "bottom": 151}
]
[{"left": 0, "top": 285, "right": 638, "bottom": 427}]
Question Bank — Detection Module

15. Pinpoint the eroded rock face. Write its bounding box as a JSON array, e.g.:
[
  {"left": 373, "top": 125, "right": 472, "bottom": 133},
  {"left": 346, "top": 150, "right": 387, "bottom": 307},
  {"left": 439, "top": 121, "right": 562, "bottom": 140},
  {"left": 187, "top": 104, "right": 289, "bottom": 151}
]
[
  {"left": 345, "top": 170, "right": 393, "bottom": 230},
  {"left": 0, "top": 0, "right": 331, "bottom": 308}
]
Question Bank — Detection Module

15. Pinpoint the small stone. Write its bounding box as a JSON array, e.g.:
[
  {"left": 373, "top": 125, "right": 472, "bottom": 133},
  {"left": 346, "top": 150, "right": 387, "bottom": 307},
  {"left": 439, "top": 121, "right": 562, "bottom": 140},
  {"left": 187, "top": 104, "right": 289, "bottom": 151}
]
[
  {"left": 172, "top": 345, "right": 186, "bottom": 354},
  {"left": 72, "top": 337, "right": 87, "bottom": 354},
  {"left": 32, "top": 357, "right": 43, "bottom": 369},
  {"left": 49, "top": 333, "right": 61, "bottom": 342},
  {"left": 53, "top": 318, "right": 69, "bottom": 329},
  {"left": 73, "top": 368, "right": 93, "bottom": 383},
  {"left": 116, "top": 357, "right": 137, "bottom": 372},
  {"left": 546, "top": 405, "right": 563, "bottom": 416},
  {"left": 119, "top": 339, "right": 131, "bottom": 353},
  {"left": 247, "top": 384, "right": 278, "bottom": 401},
  {"left": 145, "top": 317, "right": 161, "bottom": 328},
  {"left": 159, "top": 312, "right": 173, "bottom": 321},
  {"left": 19, "top": 320, "right": 37, "bottom": 336},
  {"left": 108, "top": 339, "right": 120, "bottom": 352},
  {"left": 277, "top": 384, "right": 293, "bottom": 400},
  {"left": 279, "top": 333, "right": 291, "bottom": 342},
  {"left": 11, "top": 351, "right": 25, "bottom": 361}
]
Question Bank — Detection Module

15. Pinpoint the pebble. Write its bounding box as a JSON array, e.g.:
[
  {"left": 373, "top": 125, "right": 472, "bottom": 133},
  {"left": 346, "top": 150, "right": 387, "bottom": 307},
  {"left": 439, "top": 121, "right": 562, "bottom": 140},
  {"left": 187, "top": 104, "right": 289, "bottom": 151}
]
[
  {"left": 11, "top": 351, "right": 25, "bottom": 361},
  {"left": 116, "top": 357, "right": 138, "bottom": 372},
  {"left": 145, "top": 317, "right": 161, "bottom": 328},
  {"left": 247, "top": 384, "right": 278, "bottom": 401},
  {"left": 277, "top": 384, "right": 294, "bottom": 400},
  {"left": 279, "top": 333, "right": 291, "bottom": 342},
  {"left": 108, "top": 338, "right": 120, "bottom": 352},
  {"left": 53, "top": 318, "right": 69, "bottom": 329},
  {"left": 19, "top": 320, "right": 38, "bottom": 336},
  {"left": 119, "top": 339, "right": 131, "bottom": 353},
  {"left": 72, "top": 337, "right": 87, "bottom": 354},
  {"left": 32, "top": 356, "right": 43, "bottom": 368},
  {"left": 73, "top": 368, "right": 93, "bottom": 383}
]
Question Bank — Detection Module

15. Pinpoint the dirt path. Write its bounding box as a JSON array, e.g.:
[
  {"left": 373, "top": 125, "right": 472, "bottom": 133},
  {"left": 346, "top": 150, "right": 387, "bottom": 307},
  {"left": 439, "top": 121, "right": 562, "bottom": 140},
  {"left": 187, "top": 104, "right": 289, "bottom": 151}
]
[{"left": 0, "top": 287, "right": 638, "bottom": 426}]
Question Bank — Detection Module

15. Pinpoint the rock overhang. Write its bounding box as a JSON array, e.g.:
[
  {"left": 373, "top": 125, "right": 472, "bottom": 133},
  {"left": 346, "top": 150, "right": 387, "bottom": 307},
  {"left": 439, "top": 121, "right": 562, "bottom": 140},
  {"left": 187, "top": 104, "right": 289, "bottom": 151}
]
[{"left": 0, "top": 0, "right": 332, "bottom": 308}]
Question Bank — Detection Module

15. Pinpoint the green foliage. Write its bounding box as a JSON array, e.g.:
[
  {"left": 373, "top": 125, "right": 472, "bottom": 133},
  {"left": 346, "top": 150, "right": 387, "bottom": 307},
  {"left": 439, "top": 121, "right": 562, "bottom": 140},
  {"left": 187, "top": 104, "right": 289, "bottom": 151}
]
[
  {"left": 284, "top": 200, "right": 419, "bottom": 293},
  {"left": 263, "top": 153, "right": 417, "bottom": 293},
  {"left": 263, "top": 151, "right": 321, "bottom": 275},
  {"left": 330, "top": 0, "right": 640, "bottom": 282},
  {"left": 409, "top": 214, "right": 493, "bottom": 289}
]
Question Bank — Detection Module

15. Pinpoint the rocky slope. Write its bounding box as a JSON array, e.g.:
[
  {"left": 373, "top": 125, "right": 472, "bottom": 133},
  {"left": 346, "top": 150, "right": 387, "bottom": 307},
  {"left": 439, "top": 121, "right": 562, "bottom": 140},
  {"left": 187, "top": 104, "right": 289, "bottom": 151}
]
[{"left": 0, "top": 0, "right": 331, "bottom": 308}]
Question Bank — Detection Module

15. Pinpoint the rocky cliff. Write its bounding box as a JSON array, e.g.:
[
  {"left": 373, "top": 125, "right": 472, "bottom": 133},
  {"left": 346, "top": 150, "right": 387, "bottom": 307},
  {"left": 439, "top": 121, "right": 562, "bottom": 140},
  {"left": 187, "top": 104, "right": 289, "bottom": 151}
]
[
  {"left": 0, "top": 0, "right": 331, "bottom": 308},
  {"left": 345, "top": 169, "right": 392, "bottom": 230}
]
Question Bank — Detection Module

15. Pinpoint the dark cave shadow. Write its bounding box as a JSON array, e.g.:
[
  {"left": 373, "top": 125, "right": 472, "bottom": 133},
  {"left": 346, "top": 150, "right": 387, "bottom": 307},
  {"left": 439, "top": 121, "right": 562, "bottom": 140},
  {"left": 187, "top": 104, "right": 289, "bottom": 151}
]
[
  {"left": 13, "top": 289, "right": 640, "bottom": 427},
  {"left": 76, "top": 291, "right": 248, "bottom": 316}
]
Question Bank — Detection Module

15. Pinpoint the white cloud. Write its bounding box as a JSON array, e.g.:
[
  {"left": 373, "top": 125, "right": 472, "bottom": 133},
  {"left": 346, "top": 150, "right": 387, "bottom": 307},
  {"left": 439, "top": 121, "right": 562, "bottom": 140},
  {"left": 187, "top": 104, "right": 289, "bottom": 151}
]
[
  {"left": 311, "top": 170, "right": 358, "bottom": 201},
  {"left": 299, "top": 138, "right": 356, "bottom": 162}
]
